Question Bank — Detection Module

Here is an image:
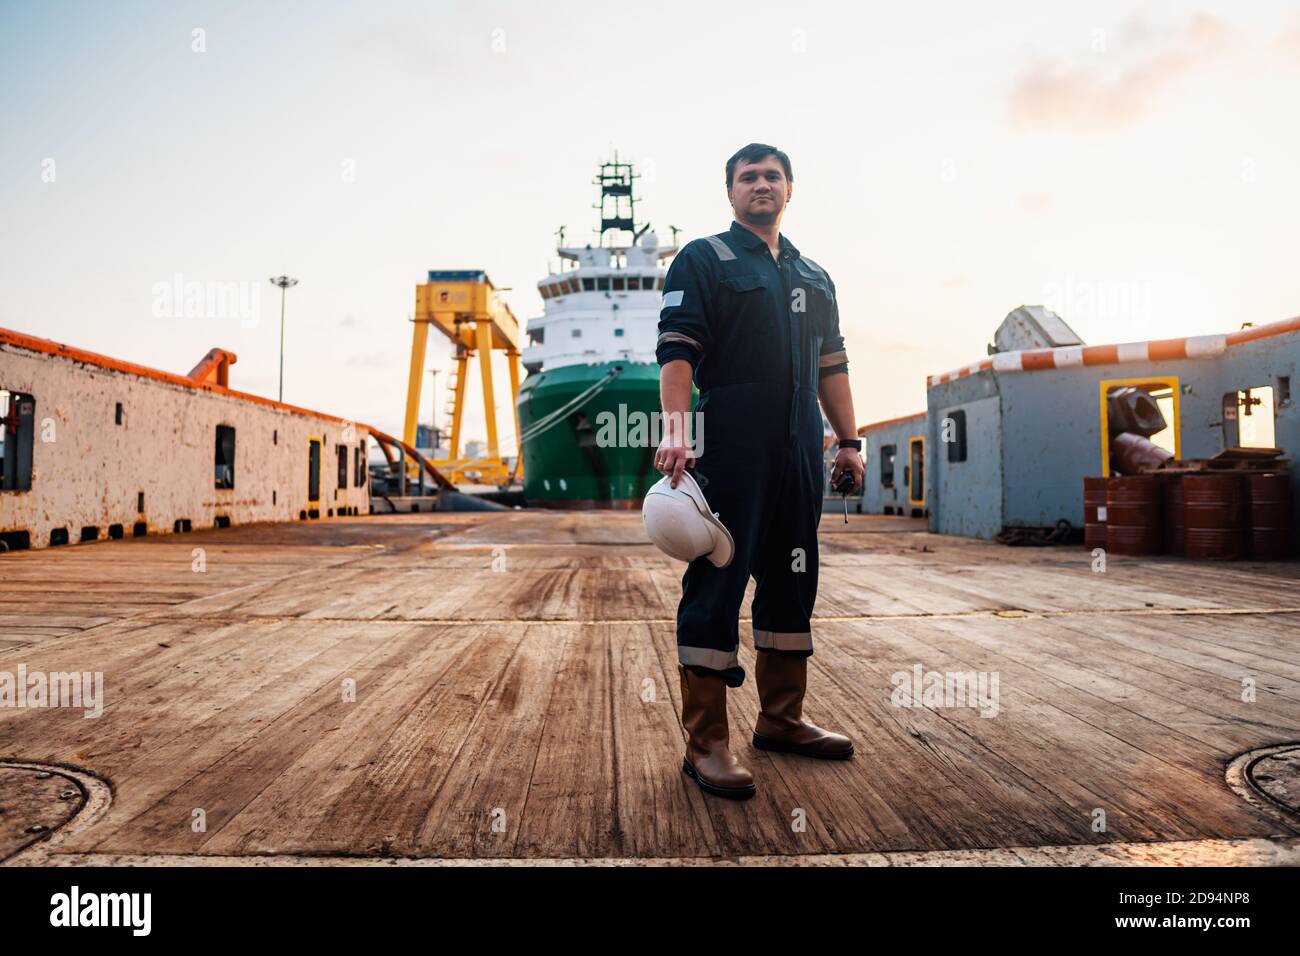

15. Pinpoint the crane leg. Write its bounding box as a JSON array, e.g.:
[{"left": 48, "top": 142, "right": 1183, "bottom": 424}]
[
  {"left": 449, "top": 350, "right": 468, "bottom": 461},
  {"left": 476, "top": 319, "right": 499, "bottom": 461},
  {"left": 403, "top": 318, "right": 429, "bottom": 452}
]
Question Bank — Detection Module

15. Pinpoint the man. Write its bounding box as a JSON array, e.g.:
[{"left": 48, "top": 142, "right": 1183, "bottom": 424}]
[{"left": 654, "top": 143, "right": 864, "bottom": 800}]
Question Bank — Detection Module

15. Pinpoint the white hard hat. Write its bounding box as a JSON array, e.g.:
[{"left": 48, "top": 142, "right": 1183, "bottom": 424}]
[{"left": 642, "top": 470, "right": 734, "bottom": 568}]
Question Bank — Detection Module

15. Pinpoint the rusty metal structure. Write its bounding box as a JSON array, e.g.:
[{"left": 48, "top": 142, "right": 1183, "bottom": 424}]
[
  {"left": 852, "top": 307, "right": 1299, "bottom": 554},
  {"left": 920, "top": 309, "right": 1299, "bottom": 546},
  {"left": 0, "top": 327, "right": 372, "bottom": 550}
]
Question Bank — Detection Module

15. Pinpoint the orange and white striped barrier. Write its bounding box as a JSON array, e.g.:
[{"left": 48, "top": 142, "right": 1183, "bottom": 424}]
[{"left": 927, "top": 315, "right": 1300, "bottom": 389}]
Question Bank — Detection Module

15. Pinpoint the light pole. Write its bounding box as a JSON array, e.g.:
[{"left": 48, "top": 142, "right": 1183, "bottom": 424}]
[
  {"left": 269, "top": 275, "right": 299, "bottom": 402},
  {"left": 429, "top": 369, "right": 439, "bottom": 454}
]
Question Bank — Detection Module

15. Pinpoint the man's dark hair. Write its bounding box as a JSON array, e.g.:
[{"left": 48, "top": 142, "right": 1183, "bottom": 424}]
[{"left": 725, "top": 143, "right": 793, "bottom": 187}]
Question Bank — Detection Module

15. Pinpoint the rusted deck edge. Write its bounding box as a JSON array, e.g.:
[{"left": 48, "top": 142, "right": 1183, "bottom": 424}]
[{"left": 12, "top": 836, "right": 1299, "bottom": 867}]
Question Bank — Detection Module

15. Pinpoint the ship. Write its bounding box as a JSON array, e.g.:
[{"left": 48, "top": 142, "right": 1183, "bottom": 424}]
[{"left": 516, "top": 158, "right": 678, "bottom": 508}]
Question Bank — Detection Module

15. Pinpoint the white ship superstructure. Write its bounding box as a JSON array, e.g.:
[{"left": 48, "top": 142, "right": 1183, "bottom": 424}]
[
  {"left": 521, "top": 232, "right": 678, "bottom": 373},
  {"left": 521, "top": 159, "right": 677, "bottom": 374}
]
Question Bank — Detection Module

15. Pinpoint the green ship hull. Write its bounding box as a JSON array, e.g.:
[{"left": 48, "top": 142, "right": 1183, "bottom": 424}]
[{"left": 517, "top": 361, "right": 664, "bottom": 509}]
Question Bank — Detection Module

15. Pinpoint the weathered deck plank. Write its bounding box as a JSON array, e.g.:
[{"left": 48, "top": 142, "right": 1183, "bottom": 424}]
[{"left": 1, "top": 511, "right": 1297, "bottom": 863}]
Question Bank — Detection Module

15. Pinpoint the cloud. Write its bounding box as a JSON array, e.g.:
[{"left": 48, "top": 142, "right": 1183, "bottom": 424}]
[
  {"left": 1281, "top": 16, "right": 1300, "bottom": 59},
  {"left": 1009, "top": 13, "right": 1232, "bottom": 130},
  {"left": 1019, "top": 192, "right": 1050, "bottom": 213},
  {"left": 346, "top": 351, "right": 397, "bottom": 369}
]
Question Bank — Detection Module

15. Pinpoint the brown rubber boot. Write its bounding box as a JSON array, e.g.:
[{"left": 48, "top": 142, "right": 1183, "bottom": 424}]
[
  {"left": 679, "top": 665, "right": 756, "bottom": 800},
  {"left": 752, "top": 651, "right": 854, "bottom": 759}
]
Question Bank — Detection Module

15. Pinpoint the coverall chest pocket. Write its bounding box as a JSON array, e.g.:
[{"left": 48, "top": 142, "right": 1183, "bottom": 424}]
[
  {"left": 718, "top": 273, "right": 778, "bottom": 338},
  {"left": 720, "top": 273, "right": 768, "bottom": 298},
  {"left": 794, "top": 271, "right": 834, "bottom": 332}
]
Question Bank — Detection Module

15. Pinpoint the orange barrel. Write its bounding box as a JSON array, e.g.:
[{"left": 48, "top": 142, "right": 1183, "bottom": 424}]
[
  {"left": 1111, "top": 432, "right": 1174, "bottom": 475},
  {"left": 1183, "top": 473, "right": 1247, "bottom": 560},
  {"left": 1106, "top": 475, "right": 1163, "bottom": 555},
  {"left": 1162, "top": 474, "right": 1185, "bottom": 556},
  {"left": 1246, "top": 473, "right": 1293, "bottom": 560},
  {"left": 1083, "top": 477, "right": 1108, "bottom": 550}
]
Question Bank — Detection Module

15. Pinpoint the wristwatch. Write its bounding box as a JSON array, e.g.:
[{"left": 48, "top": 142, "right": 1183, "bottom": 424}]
[{"left": 836, "top": 438, "right": 863, "bottom": 451}]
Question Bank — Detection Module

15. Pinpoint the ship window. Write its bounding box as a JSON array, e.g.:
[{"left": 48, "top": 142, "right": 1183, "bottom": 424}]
[
  {"left": 215, "top": 425, "right": 236, "bottom": 489},
  {"left": 337, "top": 444, "right": 349, "bottom": 489},
  {"left": 614, "top": 328, "right": 625, "bottom": 337},
  {"left": 880, "top": 444, "right": 895, "bottom": 487},
  {"left": 529, "top": 328, "right": 545, "bottom": 345},
  {"left": 0, "top": 390, "right": 35, "bottom": 492},
  {"left": 561, "top": 279, "right": 574, "bottom": 295},
  {"left": 627, "top": 276, "right": 639, "bottom": 291},
  {"left": 354, "top": 443, "right": 365, "bottom": 487},
  {"left": 550, "top": 284, "right": 563, "bottom": 298},
  {"left": 657, "top": 276, "right": 665, "bottom": 290},
  {"left": 1225, "top": 385, "right": 1276, "bottom": 449},
  {"left": 945, "top": 409, "right": 967, "bottom": 462},
  {"left": 597, "top": 277, "right": 610, "bottom": 291},
  {"left": 612, "top": 277, "right": 625, "bottom": 291},
  {"left": 582, "top": 277, "right": 595, "bottom": 291},
  {"left": 539, "top": 285, "right": 550, "bottom": 300},
  {"left": 571, "top": 328, "right": 582, "bottom": 338},
  {"left": 909, "top": 437, "right": 925, "bottom": 505}
]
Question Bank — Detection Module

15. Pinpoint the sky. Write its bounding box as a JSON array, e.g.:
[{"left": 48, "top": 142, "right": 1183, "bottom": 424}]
[{"left": 2, "top": 0, "right": 1298, "bottom": 449}]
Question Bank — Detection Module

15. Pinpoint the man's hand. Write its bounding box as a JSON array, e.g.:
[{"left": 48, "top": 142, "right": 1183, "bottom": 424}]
[
  {"left": 818, "top": 372, "right": 861, "bottom": 494},
  {"left": 830, "top": 446, "right": 864, "bottom": 494},
  {"left": 654, "top": 433, "right": 694, "bottom": 488}
]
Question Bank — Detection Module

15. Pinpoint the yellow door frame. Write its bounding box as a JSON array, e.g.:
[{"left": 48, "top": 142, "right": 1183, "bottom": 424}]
[
  {"left": 1098, "top": 376, "right": 1181, "bottom": 477},
  {"left": 908, "top": 436, "right": 925, "bottom": 506}
]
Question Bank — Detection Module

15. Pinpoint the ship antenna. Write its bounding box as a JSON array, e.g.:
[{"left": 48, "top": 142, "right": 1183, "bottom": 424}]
[{"left": 593, "top": 152, "right": 639, "bottom": 248}]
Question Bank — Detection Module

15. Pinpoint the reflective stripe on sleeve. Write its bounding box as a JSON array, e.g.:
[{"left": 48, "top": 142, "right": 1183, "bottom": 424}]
[
  {"left": 818, "top": 350, "right": 848, "bottom": 367},
  {"left": 657, "top": 331, "right": 704, "bottom": 353}
]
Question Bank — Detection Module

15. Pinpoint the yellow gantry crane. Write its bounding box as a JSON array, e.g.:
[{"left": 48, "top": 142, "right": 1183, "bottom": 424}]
[{"left": 404, "top": 270, "right": 523, "bottom": 486}]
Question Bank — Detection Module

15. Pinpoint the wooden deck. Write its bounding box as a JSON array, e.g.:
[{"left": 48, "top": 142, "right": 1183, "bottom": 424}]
[{"left": 2, "top": 511, "right": 1299, "bottom": 865}]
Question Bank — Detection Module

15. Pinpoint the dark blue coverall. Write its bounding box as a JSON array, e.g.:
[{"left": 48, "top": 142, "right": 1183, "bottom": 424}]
[{"left": 655, "top": 220, "right": 849, "bottom": 688}]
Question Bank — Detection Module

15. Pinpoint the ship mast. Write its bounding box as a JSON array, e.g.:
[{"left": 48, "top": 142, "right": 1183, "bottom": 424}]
[
  {"left": 556, "top": 155, "right": 674, "bottom": 266},
  {"left": 593, "top": 152, "right": 649, "bottom": 251}
]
